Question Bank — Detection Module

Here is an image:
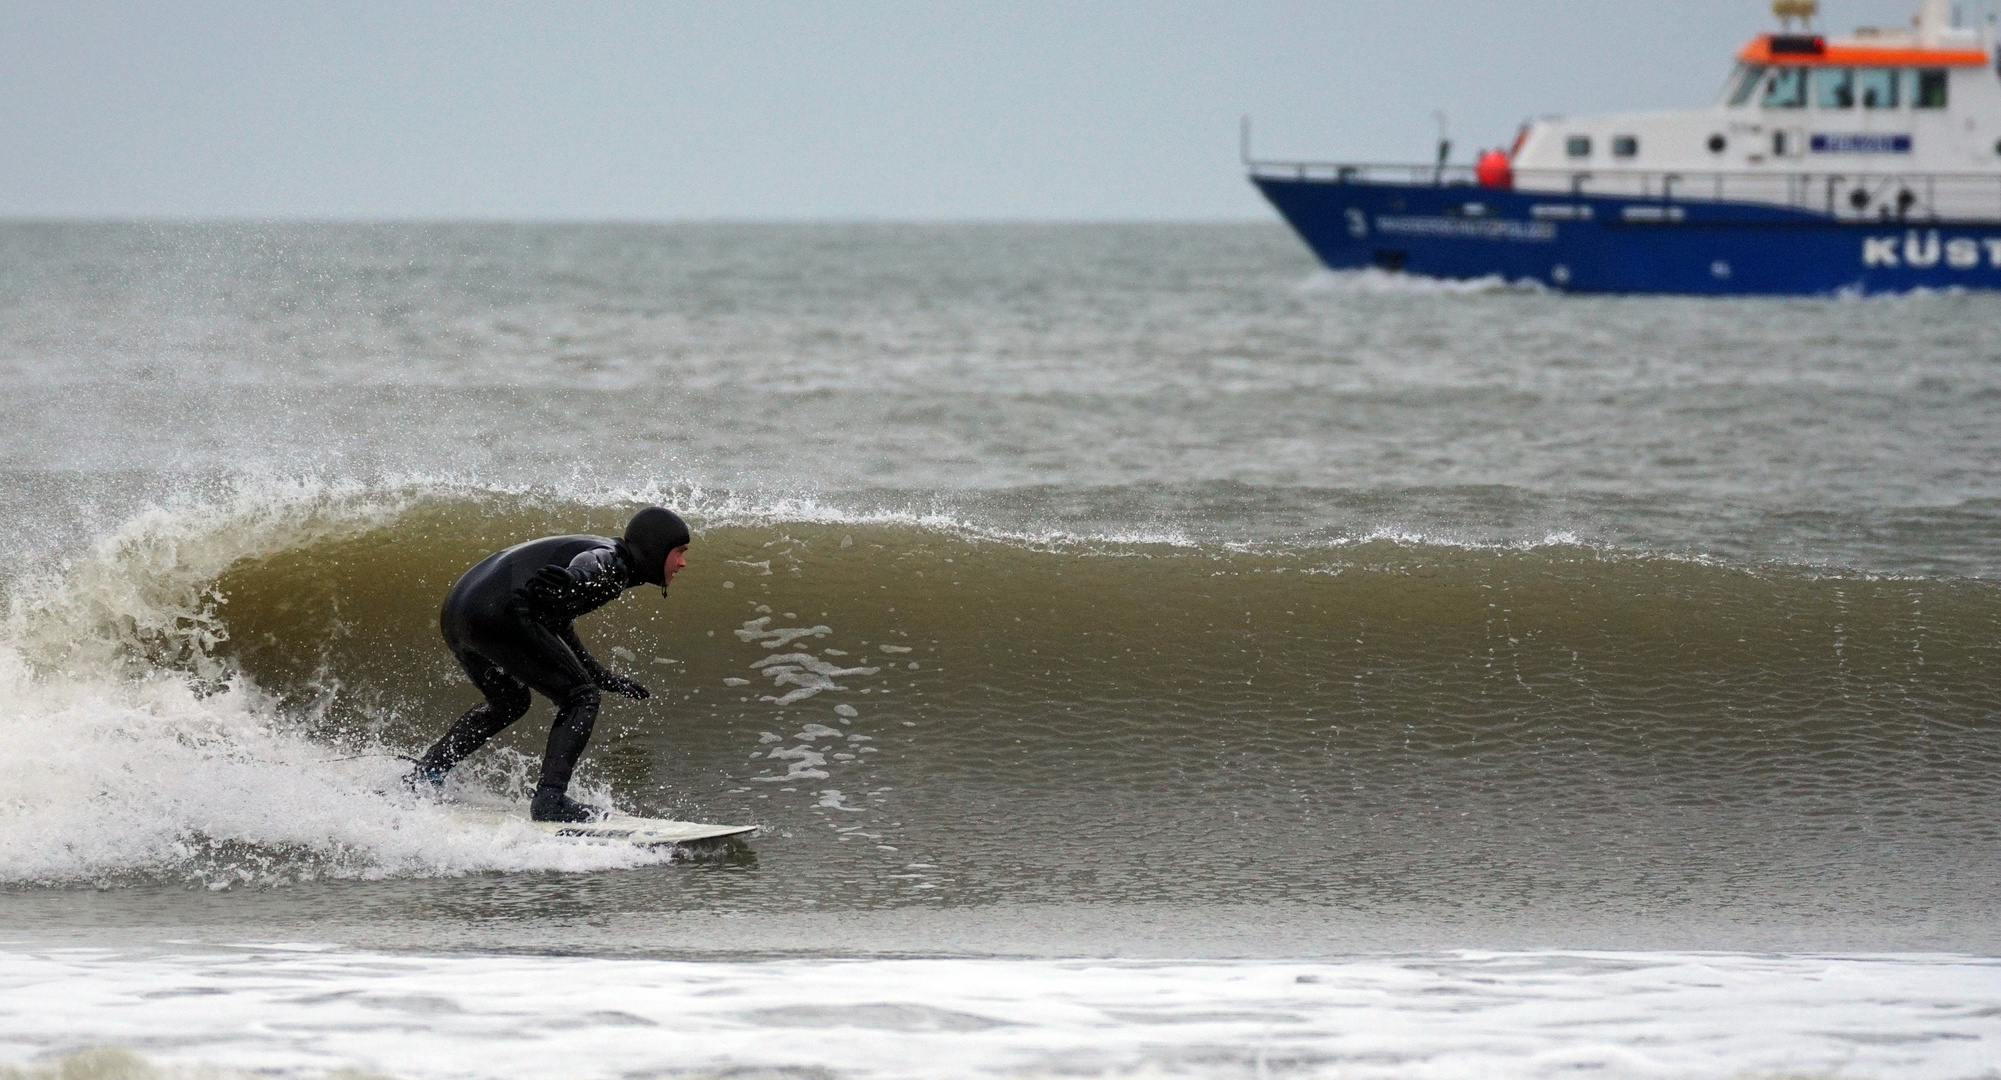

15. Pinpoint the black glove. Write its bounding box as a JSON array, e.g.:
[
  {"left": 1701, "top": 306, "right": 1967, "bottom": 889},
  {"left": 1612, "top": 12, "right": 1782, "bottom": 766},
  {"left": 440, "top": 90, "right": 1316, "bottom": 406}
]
[
  {"left": 595, "top": 671, "right": 650, "bottom": 700},
  {"left": 517, "top": 565, "right": 573, "bottom": 610}
]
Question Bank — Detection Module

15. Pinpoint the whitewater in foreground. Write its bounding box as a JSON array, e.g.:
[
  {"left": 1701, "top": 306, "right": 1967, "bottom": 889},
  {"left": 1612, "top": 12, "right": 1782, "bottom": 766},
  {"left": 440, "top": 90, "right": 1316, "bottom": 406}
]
[{"left": 6, "top": 947, "right": 1999, "bottom": 1080}]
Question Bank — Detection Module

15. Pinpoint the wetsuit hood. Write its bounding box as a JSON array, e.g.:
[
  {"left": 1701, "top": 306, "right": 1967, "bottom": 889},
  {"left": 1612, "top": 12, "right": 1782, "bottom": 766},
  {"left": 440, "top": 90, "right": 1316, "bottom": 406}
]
[{"left": 621, "top": 507, "right": 691, "bottom": 587}]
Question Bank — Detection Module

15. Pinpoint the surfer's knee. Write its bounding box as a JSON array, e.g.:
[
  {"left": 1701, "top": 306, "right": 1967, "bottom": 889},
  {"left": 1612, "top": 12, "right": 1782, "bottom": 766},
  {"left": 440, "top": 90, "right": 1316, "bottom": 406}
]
[
  {"left": 557, "top": 684, "right": 600, "bottom": 713},
  {"left": 490, "top": 681, "right": 531, "bottom": 720},
  {"left": 549, "top": 685, "right": 600, "bottom": 744}
]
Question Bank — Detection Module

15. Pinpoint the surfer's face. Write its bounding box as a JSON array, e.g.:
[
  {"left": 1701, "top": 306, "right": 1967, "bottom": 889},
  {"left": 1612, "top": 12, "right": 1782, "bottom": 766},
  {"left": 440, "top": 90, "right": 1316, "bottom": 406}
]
[{"left": 661, "top": 545, "right": 689, "bottom": 587}]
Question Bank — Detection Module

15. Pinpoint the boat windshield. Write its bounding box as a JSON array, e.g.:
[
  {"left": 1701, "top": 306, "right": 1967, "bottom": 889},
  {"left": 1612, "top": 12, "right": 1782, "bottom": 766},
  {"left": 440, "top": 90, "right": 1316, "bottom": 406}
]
[
  {"left": 1762, "top": 67, "right": 1808, "bottom": 108},
  {"left": 1812, "top": 68, "right": 1855, "bottom": 108},
  {"left": 1858, "top": 67, "right": 1899, "bottom": 108},
  {"left": 1728, "top": 65, "right": 1767, "bottom": 106},
  {"left": 1915, "top": 68, "right": 1948, "bottom": 108}
]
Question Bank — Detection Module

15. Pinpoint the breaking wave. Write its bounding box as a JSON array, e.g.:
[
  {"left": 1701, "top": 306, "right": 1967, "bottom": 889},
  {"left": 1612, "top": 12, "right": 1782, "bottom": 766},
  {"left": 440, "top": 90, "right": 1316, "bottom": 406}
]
[{"left": 4, "top": 477, "right": 1999, "bottom": 890}]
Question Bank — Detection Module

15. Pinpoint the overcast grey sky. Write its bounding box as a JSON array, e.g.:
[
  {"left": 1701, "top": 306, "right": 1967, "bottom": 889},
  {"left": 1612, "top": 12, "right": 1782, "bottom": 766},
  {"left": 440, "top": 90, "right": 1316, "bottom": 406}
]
[{"left": 0, "top": 1, "right": 1971, "bottom": 220}]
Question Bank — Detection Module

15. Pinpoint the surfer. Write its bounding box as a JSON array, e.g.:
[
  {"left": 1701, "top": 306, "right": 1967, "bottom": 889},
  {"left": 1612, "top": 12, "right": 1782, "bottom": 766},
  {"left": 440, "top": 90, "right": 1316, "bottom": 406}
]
[{"left": 404, "top": 507, "right": 691, "bottom": 822}]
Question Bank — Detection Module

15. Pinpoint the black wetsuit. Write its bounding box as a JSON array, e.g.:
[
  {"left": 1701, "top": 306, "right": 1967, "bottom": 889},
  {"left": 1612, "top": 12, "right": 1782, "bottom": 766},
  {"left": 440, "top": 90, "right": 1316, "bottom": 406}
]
[{"left": 410, "top": 508, "right": 688, "bottom": 821}]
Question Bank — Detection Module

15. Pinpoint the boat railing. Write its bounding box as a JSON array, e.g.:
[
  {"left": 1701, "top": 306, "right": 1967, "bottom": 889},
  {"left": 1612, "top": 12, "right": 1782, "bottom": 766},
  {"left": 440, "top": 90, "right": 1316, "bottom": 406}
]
[{"left": 1247, "top": 159, "right": 2001, "bottom": 222}]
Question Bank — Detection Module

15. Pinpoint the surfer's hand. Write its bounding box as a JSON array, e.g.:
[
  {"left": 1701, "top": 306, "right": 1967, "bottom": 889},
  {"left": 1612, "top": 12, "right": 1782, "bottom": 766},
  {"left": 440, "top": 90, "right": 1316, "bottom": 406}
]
[
  {"left": 597, "top": 671, "right": 650, "bottom": 700},
  {"left": 517, "top": 565, "right": 572, "bottom": 608}
]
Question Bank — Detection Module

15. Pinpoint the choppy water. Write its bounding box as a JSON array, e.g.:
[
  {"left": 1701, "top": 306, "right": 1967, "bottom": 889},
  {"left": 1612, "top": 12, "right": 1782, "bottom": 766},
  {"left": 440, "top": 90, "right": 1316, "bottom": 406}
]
[{"left": 2, "top": 223, "right": 1999, "bottom": 1078}]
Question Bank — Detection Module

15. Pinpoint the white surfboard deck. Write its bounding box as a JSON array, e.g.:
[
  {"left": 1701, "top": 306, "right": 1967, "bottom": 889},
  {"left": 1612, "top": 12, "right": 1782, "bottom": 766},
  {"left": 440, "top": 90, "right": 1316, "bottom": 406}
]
[
  {"left": 452, "top": 806, "right": 756, "bottom": 847},
  {"left": 534, "top": 815, "right": 757, "bottom": 846}
]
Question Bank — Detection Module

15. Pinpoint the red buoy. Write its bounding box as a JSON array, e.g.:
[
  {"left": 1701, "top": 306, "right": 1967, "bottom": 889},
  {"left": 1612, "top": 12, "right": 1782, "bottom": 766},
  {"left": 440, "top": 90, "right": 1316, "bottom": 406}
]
[{"left": 1475, "top": 149, "right": 1513, "bottom": 189}]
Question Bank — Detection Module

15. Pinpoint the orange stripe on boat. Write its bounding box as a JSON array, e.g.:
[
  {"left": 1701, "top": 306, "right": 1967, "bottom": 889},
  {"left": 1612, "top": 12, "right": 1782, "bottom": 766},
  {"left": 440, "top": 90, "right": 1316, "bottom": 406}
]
[{"left": 1738, "top": 34, "right": 1988, "bottom": 66}]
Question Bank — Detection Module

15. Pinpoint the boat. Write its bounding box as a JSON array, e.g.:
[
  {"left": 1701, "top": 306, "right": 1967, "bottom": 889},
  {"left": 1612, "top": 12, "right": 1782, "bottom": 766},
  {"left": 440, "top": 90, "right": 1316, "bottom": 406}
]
[{"left": 1248, "top": 0, "right": 2001, "bottom": 295}]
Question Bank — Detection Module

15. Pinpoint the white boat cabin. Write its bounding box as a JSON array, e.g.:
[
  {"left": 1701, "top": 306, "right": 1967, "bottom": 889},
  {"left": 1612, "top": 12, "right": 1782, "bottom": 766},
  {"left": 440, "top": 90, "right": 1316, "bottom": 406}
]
[{"left": 1508, "top": 0, "right": 2001, "bottom": 218}]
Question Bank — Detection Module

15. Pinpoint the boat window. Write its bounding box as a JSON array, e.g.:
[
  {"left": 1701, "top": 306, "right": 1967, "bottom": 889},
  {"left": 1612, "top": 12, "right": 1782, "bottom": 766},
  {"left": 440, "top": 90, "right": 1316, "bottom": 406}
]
[
  {"left": 1812, "top": 67, "right": 1855, "bottom": 108},
  {"left": 1611, "top": 135, "right": 1639, "bottom": 158},
  {"left": 1566, "top": 135, "right": 1592, "bottom": 158},
  {"left": 1914, "top": 68, "right": 1948, "bottom": 108},
  {"left": 1729, "top": 65, "right": 1767, "bottom": 106},
  {"left": 1762, "top": 67, "right": 1807, "bottom": 108},
  {"left": 1858, "top": 67, "right": 1899, "bottom": 108}
]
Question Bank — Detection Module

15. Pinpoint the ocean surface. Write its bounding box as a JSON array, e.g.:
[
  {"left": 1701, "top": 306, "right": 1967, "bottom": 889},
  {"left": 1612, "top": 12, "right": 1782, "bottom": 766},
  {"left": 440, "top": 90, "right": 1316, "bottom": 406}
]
[{"left": 1, "top": 222, "right": 1999, "bottom": 1078}]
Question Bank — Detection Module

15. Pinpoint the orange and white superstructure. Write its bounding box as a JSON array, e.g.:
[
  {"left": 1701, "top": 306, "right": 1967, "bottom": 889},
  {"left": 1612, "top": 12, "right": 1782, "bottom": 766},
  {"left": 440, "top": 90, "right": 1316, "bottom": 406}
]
[{"left": 1509, "top": 0, "right": 2001, "bottom": 215}]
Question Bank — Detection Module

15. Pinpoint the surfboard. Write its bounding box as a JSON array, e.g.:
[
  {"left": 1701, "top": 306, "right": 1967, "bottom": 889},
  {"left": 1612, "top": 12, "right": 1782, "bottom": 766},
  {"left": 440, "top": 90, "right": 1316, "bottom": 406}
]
[
  {"left": 448, "top": 805, "right": 756, "bottom": 847},
  {"left": 532, "top": 815, "right": 757, "bottom": 847}
]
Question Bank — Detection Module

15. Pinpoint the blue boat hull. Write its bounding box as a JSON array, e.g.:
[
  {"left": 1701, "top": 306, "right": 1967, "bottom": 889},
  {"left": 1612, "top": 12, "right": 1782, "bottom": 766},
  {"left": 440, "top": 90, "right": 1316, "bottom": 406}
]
[{"left": 1253, "top": 175, "right": 2001, "bottom": 295}]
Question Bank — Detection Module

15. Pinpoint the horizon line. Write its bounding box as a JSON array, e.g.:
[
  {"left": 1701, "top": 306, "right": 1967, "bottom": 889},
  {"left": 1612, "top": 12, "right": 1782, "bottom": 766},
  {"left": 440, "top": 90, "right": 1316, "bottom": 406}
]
[{"left": 0, "top": 213, "right": 1282, "bottom": 227}]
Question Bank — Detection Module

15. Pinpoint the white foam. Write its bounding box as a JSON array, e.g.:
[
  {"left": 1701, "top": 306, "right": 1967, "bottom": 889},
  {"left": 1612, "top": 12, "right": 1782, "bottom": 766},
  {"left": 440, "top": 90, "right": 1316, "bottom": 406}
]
[
  {"left": 734, "top": 616, "right": 834, "bottom": 649},
  {"left": 1294, "top": 267, "right": 1548, "bottom": 296},
  {"left": 2, "top": 948, "right": 1996, "bottom": 1079},
  {"left": 0, "top": 644, "right": 668, "bottom": 884},
  {"left": 659, "top": 485, "right": 1202, "bottom": 551}
]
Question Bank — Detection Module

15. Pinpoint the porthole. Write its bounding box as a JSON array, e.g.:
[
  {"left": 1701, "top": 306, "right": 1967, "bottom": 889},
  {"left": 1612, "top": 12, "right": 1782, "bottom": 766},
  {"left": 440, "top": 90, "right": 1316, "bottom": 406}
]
[
  {"left": 1849, "top": 187, "right": 1871, "bottom": 210},
  {"left": 1707, "top": 133, "right": 1727, "bottom": 153},
  {"left": 1612, "top": 135, "right": 1639, "bottom": 158},
  {"left": 1994, "top": 137, "right": 2001, "bottom": 155},
  {"left": 1565, "top": 135, "right": 1592, "bottom": 158}
]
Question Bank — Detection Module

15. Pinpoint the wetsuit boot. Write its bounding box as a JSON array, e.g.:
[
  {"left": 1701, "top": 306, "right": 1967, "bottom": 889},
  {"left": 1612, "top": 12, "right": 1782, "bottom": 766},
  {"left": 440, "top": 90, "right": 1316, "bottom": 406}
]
[
  {"left": 407, "top": 704, "right": 507, "bottom": 791},
  {"left": 530, "top": 685, "right": 602, "bottom": 822},
  {"left": 405, "top": 676, "right": 531, "bottom": 792}
]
